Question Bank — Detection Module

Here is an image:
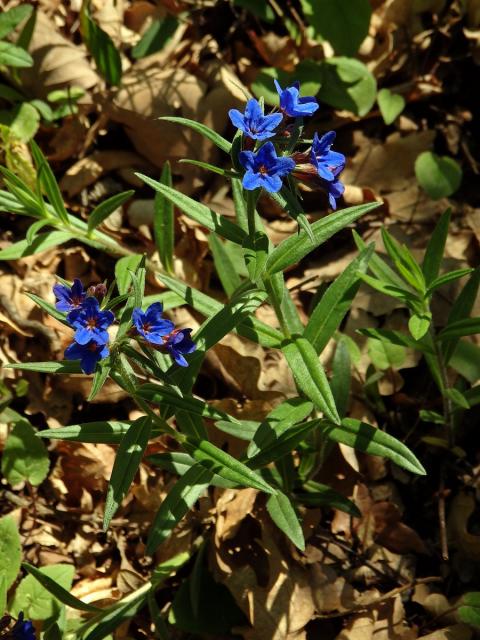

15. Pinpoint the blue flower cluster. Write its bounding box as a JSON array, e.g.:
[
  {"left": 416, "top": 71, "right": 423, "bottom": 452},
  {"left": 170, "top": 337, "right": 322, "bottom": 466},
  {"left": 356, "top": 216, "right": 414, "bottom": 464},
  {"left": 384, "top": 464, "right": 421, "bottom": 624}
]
[
  {"left": 53, "top": 282, "right": 195, "bottom": 374},
  {"left": 229, "top": 80, "right": 345, "bottom": 208}
]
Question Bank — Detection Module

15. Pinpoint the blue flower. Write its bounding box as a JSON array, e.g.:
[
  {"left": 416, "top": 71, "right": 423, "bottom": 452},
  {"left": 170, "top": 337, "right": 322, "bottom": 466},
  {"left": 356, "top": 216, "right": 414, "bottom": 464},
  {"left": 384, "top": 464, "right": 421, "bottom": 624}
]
[
  {"left": 165, "top": 329, "right": 196, "bottom": 367},
  {"left": 67, "top": 296, "right": 114, "bottom": 345},
  {"left": 64, "top": 340, "right": 109, "bottom": 375},
  {"left": 11, "top": 613, "right": 36, "bottom": 640},
  {"left": 132, "top": 303, "right": 174, "bottom": 345},
  {"left": 239, "top": 142, "right": 295, "bottom": 193},
  {"left": 229, "top": 99, "right": 283, "bottom": 140},
  {"left": 53, "top": 278, "right": 86, "bottom": 313},
  {"left": 321, "top": 164, "right": 345, "bottom": 209},
  {"left": 274, "top": 80, "right": 319, "bottom": 117},
  {"left": 310, "top": 131, "right": 345, "bottom": 182}
]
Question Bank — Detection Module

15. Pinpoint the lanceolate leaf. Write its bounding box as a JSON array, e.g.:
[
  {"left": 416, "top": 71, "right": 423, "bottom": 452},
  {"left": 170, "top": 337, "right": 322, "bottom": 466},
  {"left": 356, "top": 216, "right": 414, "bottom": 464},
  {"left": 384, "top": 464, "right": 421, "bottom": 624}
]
[
  {"left": 30, "top": 141, "right": 70, "bottom": 225},
  {"left": 154, "top": 162, "right": 174, "bottom": 274},
  {"left": 36, "top": 421, "right": 134, "bottom": 444},
  {"left": 147, "top": 452, "right": 237, "bottom": 489},
  {"left": 158, "top": 116, "right": 232, "bottom": 154},
  {"left": 422, "top": 209, "right": 451, "bottom": 285},
  {"left": 88, "top": 190, "right": 134, "bottom": 235},
  {"left": 5, "top": 361, "right": 82, "bottom": 374},
  {"left": 266, "top": 202, "right": 380, "bottom": 275},
  {"left": 208, "top": 234, "right": 242, "bottom": 297},
  {"left": 0, "top": 4, "right": 33, "bottom": 39},
  {"left": 83, "top": 590, "right": 148, "bottom": 640},
  {"left": 443, "top": 268, "right": 480, "bottom": 363},
  {"left": 104, "top": 417, "right": 152, "bottom": 529},
  {"left": 438, "top": 318, "right": 480, "bottom": 341},
  {"left": 157, "top": 273, "right": 283, "bottom": 348},
  {"left": 146, "top": 464, "right": 213, "bottom": 554},
  {"left": 282, "top": 337, "right": 340, "bottom": 424},
  {"left": 0, "top": 230, "right": 73, "bottom": 260},
  {"left": 322, "top": 418, "right": 426, "bottom": 475},
  {"left": 22, "top": 563, "right": 101, "bottom": 612},
  {"left": 136, "top": 174, "right": 247, "bottom": 245},
  {"left": 266, "top": 492, "right": 305, "bottom": 551},
  {"left": 298, "top": 480, "right": 361, "bottom": 516},
  {"left": 184, "top": 439, "right": 274, "bottom": 494},
  {"left": 248, "top": 419, "right": 321, "bottom": 468},
  {"left": 304, "top": 244, "right": 374, "bottom": 353}
]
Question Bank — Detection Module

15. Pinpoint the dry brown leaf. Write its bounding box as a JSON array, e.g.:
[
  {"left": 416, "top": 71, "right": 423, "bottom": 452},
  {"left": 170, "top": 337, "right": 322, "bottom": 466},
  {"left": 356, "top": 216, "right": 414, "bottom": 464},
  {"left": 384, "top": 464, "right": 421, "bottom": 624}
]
[
  {"left": 447, "top": 492, "right": 480, "bottom": 560},
  {"left": 335, "top": 596, "right": 416, "bottom": 640},
  {"left": 417, "top": 624, "right": 472, "bottom": 640},
  {"left": 20, "top": 11, "right": 99, "bottom": 99}
]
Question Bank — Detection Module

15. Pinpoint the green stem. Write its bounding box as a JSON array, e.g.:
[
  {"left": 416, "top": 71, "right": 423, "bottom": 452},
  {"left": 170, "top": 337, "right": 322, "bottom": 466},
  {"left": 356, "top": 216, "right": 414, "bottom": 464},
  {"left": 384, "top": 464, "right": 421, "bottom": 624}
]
[{"left": 246, "top": 189, "right": 259, "bottom": 240}]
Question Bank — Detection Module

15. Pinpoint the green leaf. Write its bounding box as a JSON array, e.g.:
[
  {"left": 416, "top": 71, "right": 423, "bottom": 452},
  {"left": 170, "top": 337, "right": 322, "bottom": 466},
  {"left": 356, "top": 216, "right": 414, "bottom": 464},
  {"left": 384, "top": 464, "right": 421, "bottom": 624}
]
[
  {"left": 248, "top": 419, "right": 321, "bottom": 468},
  {"left": 37, "top": 421, "right": 134, "bottom": 443},
  {"left": 353, "top": 230, "right": 408, "bottom": 290},
  {"left": 267, "top": 492, "right": 305, "bottom": 550},
  {"left": 301, "top": 0, "right": 371, "bottom": 56},
  {"left": 377, "top": 88, "right": 405, "bottom": 125},
  {"left": 408, "top": 312, "right": 431, "bottom": 340},
  {"left": 367, "top": 336, "right": 406, "bottom": 370},
  {"left": 458, "top": 592, "right": 480, "bottom": 629},
  {"left": 147, "top": 452, "right": 236, "bottom": 489},
  {"left": 185, "top": 439, "right": 274, "bottom": 494},
  {"left": 318, "top": 57, "right": 377, "bottom": 117},
  {"left": 10, "top": 564, "right": 75, "bottom": 620},
  {"left": 359, "top": 328, "right": 433, "bottom": 354},
  {"left": 158, "top": 116, "right": 231, "bottom": 154},
  {"left": 450, "top": 340, "right": 480, "bottom": 384},
  {"left": 115, "top": 254, "right": 143, "bottom": 295},
  {"left": 154, "top": 162, "right": 174, "bottom": 274},
  {"left": 146, "top": 464, "right": 213, "bottom": 554},
  {"left": 0, "top": 230, "right": 73, "bottom": 260},
  {"left": 425, "top": 268, "right": 474, "bottom": 296},
  {"left": 243, "top": 231, "right": 270, "bottom": 282},
  {"left": 157, "top": 273, "right": 283, "bottom": 348},
  {"left": 0, "top": 573, "right": 6, "bottom": 617},
  {"left": 104, "top": 417, "right": 152, "bottom": 529},
  {"left": 438, "top": 318, "right": 480, "bottom": 340},
  {"left": 246, "top": 398, "right": 313, "bottom": 458},
  {"left": 266, "top": 202, "right": 380, "bottom": 275},
  {"left": 5, "top": 360, "right": 82, "bottom": 374},
  {"left": 419, "top": 409, "right": 445, "bottom": 424},
  {"left": 330, "top": 337, "right": 351, "bottom": 418},
  {"left": 80, "top": 7, "right": 122, "bottom": 86},
  {"left": 298, "top": 480, "right": 361, "bottom": 516},
  {"left": 381, "top": 228, "right": 426, "bottom": 293},
  {"left": 30, "top": 140, "right": 70, "bottom": 224},
  {"left": 84, "top": 590, "right": 147, "bottom": 640},
  {"left": 415, "top": 151, "right": 462, "bottom": 199},
  {"left": 26, "top": 219, "right": 53, "bottom": 245},
  {"left": 136, "top": 174, "right": 247, "bottom": 244},
  {"left": 26, "top": 292, "right": 70, "bottom": 325},
  {"left": 137, "top": 382, "right": 239, "bottom": 423},
  {"left": 1, "top": 102, "right": 39, "bottom": 142},
  {"left": 422, "top": 209, "right": 451, "bottom": 285},
  {"left": 88, "top": 358, "right": 112, "bottom": 402},
  {"left": 446, "top": 387, "right": 470, "bottom": 409},
  {"left": 88, "top": 190, "right": 134, "bottom": 235},
  {"left": 0, "top": 41, "right": 33, "bottom": 67},
  {"left": 443, "top": 268, "right": 480, "bottom": 363},
  {"left": 0, "top": 516, "right": 21, "bottom": 589},
  {"left": 282, "top": 337, "right": 340, "bottom": 424},
  {"left": 208, "top": 234, "right": 242, "bottom": 297},
  {"left": 131, "top": 15, "right": 179, "bottom": 59},
  {"left": 304, "top": 244, "right": 374, "bottom": 353},
  {"left": 22, "top": 563, "right": 101, "bottom": 612},
  {"left": 0, "top": 4, "right": 33, "bottom": 39},
  {"left": 323, "top": 418, "right": 426, "bottom": 475},
  {"left": 2, "top": 420, "right": 49, "bottom": 486},
  {"left": 215, "top": 419, "right": 259, "bottom": 440},
  {"left": 359, "top": 273, "right": 419, "bottom": 304}
]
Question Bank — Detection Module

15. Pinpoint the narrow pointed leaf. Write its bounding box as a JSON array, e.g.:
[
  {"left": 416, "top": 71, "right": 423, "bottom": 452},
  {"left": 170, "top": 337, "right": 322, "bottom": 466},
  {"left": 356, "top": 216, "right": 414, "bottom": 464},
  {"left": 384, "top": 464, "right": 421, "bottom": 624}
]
[
  {"left": 37, "top": 421, "right": 134, "bottom": 443},
  {"left": 282, "top": 337, "right": 340, "bottom": 424},
  {"left": 266, "top": 202, "right": 380, "bottom": 274},
  {"left": 159, "top": 116, "right": 231, "bottom": 153},
  {"left": 154, "top": 162, "right": 174, "bottom": 273},
  {"left": 22, "top": 563, "right": 101, "bottom": 612},
  {"left": 0, "top": 231, "right": 73, "bottom": 260},
  {"left": 146, "top": 464, "right": 213, "bottom": 554},
  {"left": 136, "top": 174, "right": 247, "bottom": 244},
  {"left": 304, "top": 244, "right": 374, "bottom": 353},
  {"left": 88, "top": 190, "right": 134, "bottom": 234},
  {"left": 30, "top": 141, "right": 70, "bottom": 225},
  {"left": 422, "top": 209, "right": 451, "bottom": 284},
  {"left": 322, "top": 418, "right": 426, "bottom": 475},
  {"left": 104, "top": 417, "right": 152, "bottom": 530},
  {"left": 267, "top": 492, "right": 305, "bottom": 551}
]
